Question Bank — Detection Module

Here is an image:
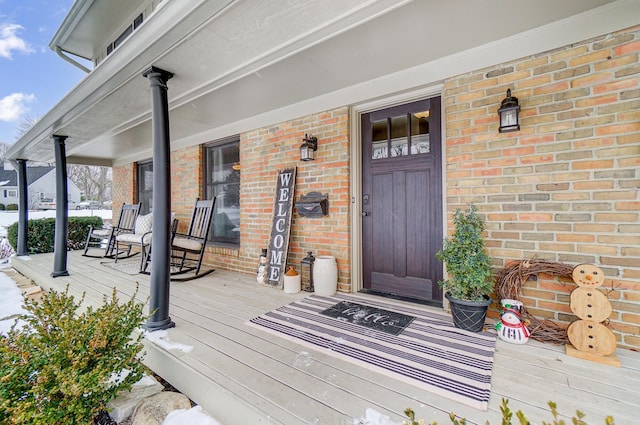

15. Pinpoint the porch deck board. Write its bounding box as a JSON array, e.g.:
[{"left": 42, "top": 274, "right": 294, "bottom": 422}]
[
  {"left": 490, "top": 350, "right": 638, "bottom": 423},
  {"left": 10, "top": 252, "right": 639, "bottom": 425}
]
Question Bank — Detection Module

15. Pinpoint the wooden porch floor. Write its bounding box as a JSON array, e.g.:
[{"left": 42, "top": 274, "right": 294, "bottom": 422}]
[{"left": 9, "top": 252, "right": 639, "bottom": 425}]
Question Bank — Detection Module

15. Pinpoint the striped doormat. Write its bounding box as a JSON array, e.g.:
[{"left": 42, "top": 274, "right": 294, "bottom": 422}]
[{"left": 248, "top": 293, "right": 496, "bottom": 410}]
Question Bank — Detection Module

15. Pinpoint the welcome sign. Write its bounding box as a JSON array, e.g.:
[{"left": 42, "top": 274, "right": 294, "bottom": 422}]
[{"left": 266, "top": 167, "right": 296, "bottom": 287}]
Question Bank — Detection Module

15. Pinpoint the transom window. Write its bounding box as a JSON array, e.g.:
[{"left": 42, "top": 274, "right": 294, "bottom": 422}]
[
  {"left": 371, "top": 110, "right": 430, "bottom": 159},
  {"left": 204, "top": 137, "right": 240, "bottom": 246}
]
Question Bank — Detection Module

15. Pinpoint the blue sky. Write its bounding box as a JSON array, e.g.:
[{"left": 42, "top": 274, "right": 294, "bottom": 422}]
[{"left": 0, "top": 0, "right": 86, "bottom": 144}]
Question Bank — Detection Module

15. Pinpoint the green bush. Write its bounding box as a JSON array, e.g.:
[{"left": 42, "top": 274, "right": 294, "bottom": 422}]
[
  {"left": 403, "top": 398, "right": 615, "bottom": 425},
  {"left": 435, "top": 204, "right": 494, "bottom": 301},
  {"left": 6, "top": 203, "right": 18, "bottom": 211},
  {"left": 0, "top": 286, "right": 147, "bottom": 425},
  {"left": 7, "top": 216, "right": 103, "bottom": 254},
  {"left": 0, "top": 203, "right": 5, "bottom": 210}
]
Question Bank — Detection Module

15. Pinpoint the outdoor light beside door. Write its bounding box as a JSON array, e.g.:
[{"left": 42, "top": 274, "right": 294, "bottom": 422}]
[
  {"left": 498, "top": 89, "right": 520, "bottom": 133},
  {"left": 299, "top": 134, "right": 318, "bottom": 161}
]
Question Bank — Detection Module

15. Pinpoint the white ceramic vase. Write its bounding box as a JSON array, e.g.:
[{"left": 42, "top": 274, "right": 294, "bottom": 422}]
[{"left": 313, "top": 256, "right": 337, "bottom": 296}]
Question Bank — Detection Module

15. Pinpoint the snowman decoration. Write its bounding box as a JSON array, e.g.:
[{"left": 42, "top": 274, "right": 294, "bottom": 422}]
[
  {"left": 495, "top": 299, "right": 530, "bottom": 344},
  {"left": 567, "top": 264, "right": 617, "bottom": 361}
]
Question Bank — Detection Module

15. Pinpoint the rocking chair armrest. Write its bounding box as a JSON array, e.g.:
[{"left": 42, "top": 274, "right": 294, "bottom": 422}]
[
  {"left": 172, "top": 231, "right": 190, "bottom": 239},
  {"left": 133, "top": 230, "right": 153, "bottom": 242},
  {"left": 112, "top": 226, "right": 134, "bottom": 236},
  {"left": 87, "top": 225, "right": 113, "bottom": 237},
  {"left": 172, "top": 231, "right": 204, "bottom": 242}
]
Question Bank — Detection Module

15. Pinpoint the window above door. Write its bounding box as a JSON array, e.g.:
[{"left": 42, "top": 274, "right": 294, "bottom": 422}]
[{"left": 371, "top": 110, "right": 430, "bottom": 160}]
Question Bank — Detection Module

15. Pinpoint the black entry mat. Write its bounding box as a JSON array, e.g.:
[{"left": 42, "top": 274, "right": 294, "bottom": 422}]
[{"left": 320, "top": 300, "right": 415, "bottom": 335}]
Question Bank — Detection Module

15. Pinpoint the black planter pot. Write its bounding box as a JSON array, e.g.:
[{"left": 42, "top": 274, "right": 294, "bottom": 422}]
[{"left": 445, "top": 293, "right": 492, "bottom": 332}]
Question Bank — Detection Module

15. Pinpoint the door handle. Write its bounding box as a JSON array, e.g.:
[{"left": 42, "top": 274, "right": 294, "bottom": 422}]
[{"left": 362, "top": 212, "right": 369, "bottom": 217}]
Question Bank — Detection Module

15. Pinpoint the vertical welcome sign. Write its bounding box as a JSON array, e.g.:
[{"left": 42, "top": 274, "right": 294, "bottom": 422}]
[{"left": 266, "top": 167, "right": 297, "bottom": 287}]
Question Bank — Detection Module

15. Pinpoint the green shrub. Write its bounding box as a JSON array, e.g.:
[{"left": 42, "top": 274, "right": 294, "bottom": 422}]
[
  {"left": 403, "top": 398, "right": 615, "bottom": 425},
  {"left": 6, "top": 203, "right": 18, "bottom": 211},
  {"left": 0, "top": 286, "right": 147, "bottom": 425},
  {"left": 435, "top": 204, "right": 494, "bottom": 301},
  {"left": 7, "top": 216, "right": 102, "bottom": 254},
  {"left": 0, "top": 203, "right": 5, "bottom": 210}
]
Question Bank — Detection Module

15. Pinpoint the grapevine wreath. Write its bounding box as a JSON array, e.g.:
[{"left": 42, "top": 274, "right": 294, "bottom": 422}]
[{"left": 495, "top": 259, "right": 574, "bottom": 344}]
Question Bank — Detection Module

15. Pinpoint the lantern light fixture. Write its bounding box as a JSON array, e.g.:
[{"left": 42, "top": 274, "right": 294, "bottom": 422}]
[
  {"left": 498, "top": 89, "right": 520, "bottom": 133},
  {"left": 300, "top": 134, "right": 318, "bottom": 161}
]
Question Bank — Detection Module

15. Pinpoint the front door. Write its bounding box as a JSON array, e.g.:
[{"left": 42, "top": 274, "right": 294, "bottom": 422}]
[{"left": 361, "top": 97, "right": 443, "bottom": 304}]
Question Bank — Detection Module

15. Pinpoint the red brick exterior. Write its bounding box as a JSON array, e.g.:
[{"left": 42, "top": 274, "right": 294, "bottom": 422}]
[
  {"left": 241, "top": 108, "right": 351, "bottom": 289},
  {"left": 112, "top": 163, "right": 135, "bottom": 219},
  {"left": 166, "top": 107, "right": 352, "bottom": 290}
]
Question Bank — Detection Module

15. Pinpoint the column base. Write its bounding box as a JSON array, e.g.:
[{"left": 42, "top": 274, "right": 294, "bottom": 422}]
[
  {"left": 143, "top": 318, "right": 176, "bottom": 332},
  {"left": 51, "top": 270, "right": 70, "bottom": 278}
]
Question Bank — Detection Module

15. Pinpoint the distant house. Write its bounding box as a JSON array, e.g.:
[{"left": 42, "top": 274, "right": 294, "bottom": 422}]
[{"left": 0, "top": 163, "right": 81, "bottom": 209}]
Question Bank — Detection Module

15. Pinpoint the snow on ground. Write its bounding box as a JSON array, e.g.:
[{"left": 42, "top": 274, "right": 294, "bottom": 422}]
[
  {"left": 144, "top": 329, "right": 194, "bottom": 353},
  {"left": 162, "top": 406, "right": 221, "bottom": 425},
  {"left": 0, "top": 264, "right": 29, "bottom": 335}
]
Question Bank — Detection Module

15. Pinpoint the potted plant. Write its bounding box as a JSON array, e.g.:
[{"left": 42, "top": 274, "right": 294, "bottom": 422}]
[{"left": 436, "top": 204, "right": 494, "bottom": 332}]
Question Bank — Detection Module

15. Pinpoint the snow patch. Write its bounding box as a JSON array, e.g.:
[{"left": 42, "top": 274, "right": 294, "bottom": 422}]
[
  {"left": 0, "top": 272, "right": 29, "bottom": 335},
  {"left": 144, "top": 329, "right": 194, "bottom": 353},
  {"left": 162, "top": 405, "right": 221, "bottom": 425},
  {"left": 355, "top": 407, "right": 402, "bottom": 425},
  {"left": 294, "top": 351, "right": 314, "bottom": 368}
]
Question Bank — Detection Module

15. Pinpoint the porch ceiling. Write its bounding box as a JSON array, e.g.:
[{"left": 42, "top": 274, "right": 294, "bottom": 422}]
[{"left": 7, "top": 0, "right": 620, "bottom": 166}]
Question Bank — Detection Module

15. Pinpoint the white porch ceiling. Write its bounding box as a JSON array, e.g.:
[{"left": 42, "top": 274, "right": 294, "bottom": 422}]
[{"left": 7, "top": 0, "right": 631, "bottom": 166}]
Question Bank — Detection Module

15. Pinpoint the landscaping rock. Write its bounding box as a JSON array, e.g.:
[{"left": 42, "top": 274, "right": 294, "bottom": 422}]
[
  {"left": 107, "top": 375, "right": 164, "bottom": 423},
  {"left": 131, "top": 391, "right": 191, "bottom": 425}
]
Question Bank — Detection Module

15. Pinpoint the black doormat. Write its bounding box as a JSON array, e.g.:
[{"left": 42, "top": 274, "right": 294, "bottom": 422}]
[{"left": 320, "top": 300, "right": 415, "bottom": 335}]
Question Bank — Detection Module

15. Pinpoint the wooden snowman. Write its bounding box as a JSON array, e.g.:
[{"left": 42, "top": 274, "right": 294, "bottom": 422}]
[{"left": 566, "top": 264, "right": 619, "bottom": 366}]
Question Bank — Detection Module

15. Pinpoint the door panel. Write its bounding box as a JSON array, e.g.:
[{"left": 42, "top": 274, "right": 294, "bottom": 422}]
[
  {"left": 371, "top": 173, "right": 394, "bottom": 274},
  {"left": 361, "top": 97, "right": 443, "bottom": 304}
]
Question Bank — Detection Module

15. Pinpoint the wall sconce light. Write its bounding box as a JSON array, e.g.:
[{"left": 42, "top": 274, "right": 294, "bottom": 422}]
[
  {"left": 300, "top": 134, "right": 318, "bottom": 161},
  {"left": 498, "top": 89, "right": 520, "bottom": 133}
]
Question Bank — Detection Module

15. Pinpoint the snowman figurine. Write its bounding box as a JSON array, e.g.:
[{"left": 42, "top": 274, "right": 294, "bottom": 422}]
[{"left": 496, "top": 299, "right": 530, "bottom": 344}]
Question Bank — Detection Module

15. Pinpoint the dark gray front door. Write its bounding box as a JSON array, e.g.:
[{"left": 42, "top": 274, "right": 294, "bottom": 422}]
[{"left": 361, "top": 97, "right": 443, "bottom": 304}]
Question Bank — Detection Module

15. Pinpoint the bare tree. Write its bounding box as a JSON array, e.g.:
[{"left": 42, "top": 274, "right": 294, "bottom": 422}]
[
  {"left": 15, "top": 115, "right": 41, "bottom": 140},
  {"left": 11, "top": 115, "right": 112, "bottom": 202},
  {"left": 0, "top": 142, "right": 10, "bottom": 164},
  {"left": 68, "top": 165, "right": 112, "bottom": 202},
  {"left": 13, "top": 115, "right": 54, "bottom": 166}
]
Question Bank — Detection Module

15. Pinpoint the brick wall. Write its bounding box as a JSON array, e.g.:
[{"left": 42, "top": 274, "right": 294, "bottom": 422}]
[
  {"left": 158, "top": 107, "right": 351, "bottom": 289},
  {"left": 240, "top": 107, "right": 351, "bottom": 290},
  {"left": 171, "top": 145, "right": 201, "bottom": 226},
  {"left": 112, "top": 163, "right": 135, "bottom": 219},
  {"left": 443, "top": 26, "right": 640, "bottom": 349}
]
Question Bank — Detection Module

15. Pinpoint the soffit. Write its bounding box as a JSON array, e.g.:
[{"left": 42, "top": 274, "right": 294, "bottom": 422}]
[
  {"left": 50, "top": 0, "right": 149, "bottom": 60},
  {"left": 8, "top": 0, "right": 622, "bottom": 166}
]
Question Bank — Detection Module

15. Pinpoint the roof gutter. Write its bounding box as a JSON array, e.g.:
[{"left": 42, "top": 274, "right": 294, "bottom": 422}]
[{"left": 53, "top": 45, "right": 91, "bottom": 74}]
